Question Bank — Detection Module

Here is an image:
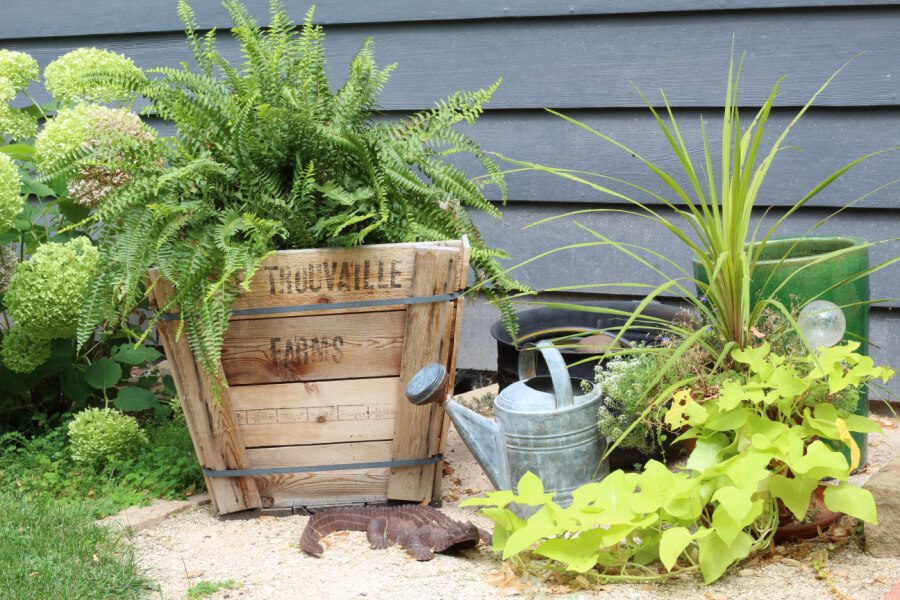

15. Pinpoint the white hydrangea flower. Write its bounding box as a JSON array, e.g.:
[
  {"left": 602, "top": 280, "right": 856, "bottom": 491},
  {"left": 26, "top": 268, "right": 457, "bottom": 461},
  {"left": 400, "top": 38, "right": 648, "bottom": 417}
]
[
  {"left": 44, "top": 48, "right": 144, "bottom": 104},
  {"left": 0, "top": 50, "right": 39, "bottom": 91},
  {"left": 0, "top": 77, "right": 15, "bottom": 102},
  {"left": 34, "top": 104, "right": 157, "bottom": 207}
]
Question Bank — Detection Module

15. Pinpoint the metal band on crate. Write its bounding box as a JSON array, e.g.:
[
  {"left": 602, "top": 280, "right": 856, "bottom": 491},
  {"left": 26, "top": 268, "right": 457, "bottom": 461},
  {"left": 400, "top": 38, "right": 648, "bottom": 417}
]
[
  {"left": 158, "top": 290, "right": 467, "bottom": 321},
  {"left": 202, "top": 454, "right": 444, "bottom": 478}
]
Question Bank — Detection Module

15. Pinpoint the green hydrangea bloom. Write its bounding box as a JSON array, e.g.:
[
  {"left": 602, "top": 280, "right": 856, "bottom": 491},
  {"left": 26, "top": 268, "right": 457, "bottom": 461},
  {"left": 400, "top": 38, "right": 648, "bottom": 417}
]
[
  {"left": 44, "top": 48, "right": 144, "bottom": 104},
  {"left": 0, "top": 327, "right": 51, "bottom": 373},
  {"left": 0, "top": 153, "right": 23, "bottom": 231},
  {"left": 68, "top": 407, "right": 148, "bottom": 467},
  {"left": 34, "top": 104, "right": 157, "bottom": 206},
  {"left": 0, "top": 50, "right": 39, "bottom": 91},
  {"left": 4, "top": 236, "right": 98, "bottom": 341},
  {"left": 0, "top": 77, "right": 15, "bottom": 102},
  {"left": 0, "top": 104, "right": 38, "bottom": 140}
]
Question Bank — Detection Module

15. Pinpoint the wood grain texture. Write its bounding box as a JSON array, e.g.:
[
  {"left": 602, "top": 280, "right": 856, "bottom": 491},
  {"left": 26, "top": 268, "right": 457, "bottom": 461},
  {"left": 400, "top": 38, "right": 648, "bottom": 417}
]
[
  {"left": 430, "top": 237, "right": 472, "bottom": 498},
  {"left": 229, "top": 241, "right": 463, "bottom": 318},
  {"left": 149, "top": 271, "right": 261, "bottom": 514},
  {"left": 386, "top": 249, "right": 458, "bottom": 501},
  {"left": 230, "top": 377, "right": 401, "bottom": 412},
  {"left": 7, "top": 9, "right": 900, "bottom": 109},
  {"left": 5, "top": 1, "right": 894, "bottom": 40},
  {"left": 236, "top": 406, "right": 396, "bottom": 447},
  {"left": 246, "top": 440, "right": 393, "bottom": 469},
  {"left": 254, "top": 470, "right": 389, "bottom": 508},
  {"left": 220, "top": 310, "right": 406, "bottom": 385}
]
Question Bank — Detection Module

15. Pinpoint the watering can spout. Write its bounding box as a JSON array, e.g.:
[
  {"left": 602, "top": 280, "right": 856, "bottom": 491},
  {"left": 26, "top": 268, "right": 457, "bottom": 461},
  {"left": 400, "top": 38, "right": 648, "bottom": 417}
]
[
  {"left": 405, "top": 363, "right": 509, "bottom": 490},
  {"left": 444, "top": 401, "right": 509, "bottom": 490}
]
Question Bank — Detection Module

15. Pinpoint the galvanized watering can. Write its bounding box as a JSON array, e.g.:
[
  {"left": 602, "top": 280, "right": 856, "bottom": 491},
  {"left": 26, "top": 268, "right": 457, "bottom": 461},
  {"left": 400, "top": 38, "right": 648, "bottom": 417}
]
[{"left": 406, "top": 340, "right": 608, "bottom": 508}]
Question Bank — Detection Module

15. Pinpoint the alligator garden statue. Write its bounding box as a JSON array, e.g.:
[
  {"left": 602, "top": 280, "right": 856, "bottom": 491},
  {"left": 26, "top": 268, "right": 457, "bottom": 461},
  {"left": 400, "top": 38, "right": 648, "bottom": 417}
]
[{"left": 300, "top": 505, "right": 490, "bottom": 561}]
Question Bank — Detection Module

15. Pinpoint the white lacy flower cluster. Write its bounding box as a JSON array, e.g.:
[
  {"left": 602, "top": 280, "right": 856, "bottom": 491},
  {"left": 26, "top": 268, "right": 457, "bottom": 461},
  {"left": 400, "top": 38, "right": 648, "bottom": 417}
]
[
  {"left": 595, "top": 352, "right": 656, "bottom": 452},
  {"left": 44, "top": 48, "right": 144, "bottom": 104},
  {"left": 35, "top": 104, "right": 157, "bottom": 207},
  {"left": 0, "top": 50, "right": 39, "bottom": 140},
  {"left": 0, "top": 153, "right": 23, "bottom": 231}
]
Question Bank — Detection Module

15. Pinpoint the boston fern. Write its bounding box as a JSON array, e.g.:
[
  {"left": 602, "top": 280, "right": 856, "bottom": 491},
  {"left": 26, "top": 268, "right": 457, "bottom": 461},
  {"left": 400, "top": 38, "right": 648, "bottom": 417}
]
[{"left": 56, "top": 1, "right": 523, "bottom": 384}]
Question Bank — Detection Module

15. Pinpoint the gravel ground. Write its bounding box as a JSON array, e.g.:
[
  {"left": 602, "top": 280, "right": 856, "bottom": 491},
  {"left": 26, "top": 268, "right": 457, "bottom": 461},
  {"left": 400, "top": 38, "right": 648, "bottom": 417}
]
[{"left": 133, "top": 406, "right": 900, "bottom": 600}]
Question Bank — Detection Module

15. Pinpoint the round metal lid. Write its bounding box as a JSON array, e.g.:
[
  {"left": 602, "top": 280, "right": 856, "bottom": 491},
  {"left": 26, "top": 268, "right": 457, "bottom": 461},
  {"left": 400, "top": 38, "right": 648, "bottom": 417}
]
[{"left": 406, "top": 363, "right": 448, "bottom": 406}]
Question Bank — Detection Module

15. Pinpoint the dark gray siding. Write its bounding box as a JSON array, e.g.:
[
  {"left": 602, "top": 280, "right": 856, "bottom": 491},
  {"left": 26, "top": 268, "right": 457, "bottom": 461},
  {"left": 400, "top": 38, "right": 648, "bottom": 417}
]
[{"left": 3, "top": 2, "right": 898, "bottom": 396}]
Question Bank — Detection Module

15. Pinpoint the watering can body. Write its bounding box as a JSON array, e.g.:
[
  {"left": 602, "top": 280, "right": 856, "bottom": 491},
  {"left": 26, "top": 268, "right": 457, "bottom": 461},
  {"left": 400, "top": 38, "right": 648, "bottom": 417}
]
[{"left": 407, "top": 341, "right": 608, "bottom": 509}]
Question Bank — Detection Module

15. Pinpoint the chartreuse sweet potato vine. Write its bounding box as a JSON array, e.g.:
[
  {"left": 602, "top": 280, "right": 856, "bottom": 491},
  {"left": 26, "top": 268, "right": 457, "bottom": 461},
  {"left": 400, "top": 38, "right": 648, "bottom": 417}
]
[{"left": 463, "top": 343, "right": 894, "bottom": 584}]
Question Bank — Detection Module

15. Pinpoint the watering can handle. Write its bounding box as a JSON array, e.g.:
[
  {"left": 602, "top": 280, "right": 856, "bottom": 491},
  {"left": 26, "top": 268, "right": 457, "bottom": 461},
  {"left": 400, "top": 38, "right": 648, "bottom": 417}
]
[{"left": 517, "top": 340, "right": 575, "bottom": 409}]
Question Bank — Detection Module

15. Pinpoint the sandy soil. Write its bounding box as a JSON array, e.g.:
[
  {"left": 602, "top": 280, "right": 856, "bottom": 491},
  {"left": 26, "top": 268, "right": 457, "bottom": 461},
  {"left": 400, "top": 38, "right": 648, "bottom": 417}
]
[{"left": 133, "top": 406, "right": 900, "bottom": 600}]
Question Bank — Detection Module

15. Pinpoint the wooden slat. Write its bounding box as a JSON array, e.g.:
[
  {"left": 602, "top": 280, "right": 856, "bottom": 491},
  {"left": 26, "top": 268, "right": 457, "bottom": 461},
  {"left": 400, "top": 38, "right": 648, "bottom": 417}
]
[
  {"left": 149, "top": 270, "right": 261, "bottom": 514},
  {"left": 230, "top": 377, "right": 401, "bottom": 411},
  {"left": 429, "top": 237, "right": 472, "bottom": 499},
  {"left": 237, "top": 412, "right": 396, "bottom": 447},
  {"left": 386, "top": 249, "right": 458, "bottom": 501},
  {"left": 220, "top": 310, "right": 406, "bottom": 385},
  {"left": 254, "top": 470, "right": 389, "bottom": 508},
  {"left": 231, "top": 378, "right": 400, "bottom": 447},
  {"left": 231, "top": 241, "right": 463, "bottom": 316},
  {"left": 246, "top": 440, "right": 393, "bottom": 469}
]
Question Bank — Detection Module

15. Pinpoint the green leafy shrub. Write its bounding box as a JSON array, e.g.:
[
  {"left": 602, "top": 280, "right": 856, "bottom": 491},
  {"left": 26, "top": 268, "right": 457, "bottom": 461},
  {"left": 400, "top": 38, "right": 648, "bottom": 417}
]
[
  {"left": 1, "top": 412, "right": 203, "bottom": 517},
  {"left": 67, "top": 407, "right": 147, "bottom": 467},
  {"left": 465, "top": 344, "right": 894, "bottom": 584}
]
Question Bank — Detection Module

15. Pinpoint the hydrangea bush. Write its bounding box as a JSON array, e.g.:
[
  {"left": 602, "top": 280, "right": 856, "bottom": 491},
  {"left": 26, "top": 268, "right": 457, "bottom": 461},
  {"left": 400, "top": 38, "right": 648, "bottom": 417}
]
[
  {"left": 2, "top": 237, "right": 98, "bottom": 372},
  {"left": 67, "top": 407, "right": 147, "bottom": 467}
]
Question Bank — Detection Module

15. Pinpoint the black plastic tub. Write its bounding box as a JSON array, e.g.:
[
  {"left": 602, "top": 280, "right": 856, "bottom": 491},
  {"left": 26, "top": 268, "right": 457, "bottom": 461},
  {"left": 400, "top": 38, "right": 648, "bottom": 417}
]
[{"left": 489, "top": 300, "right": 684, "bottom": 391}]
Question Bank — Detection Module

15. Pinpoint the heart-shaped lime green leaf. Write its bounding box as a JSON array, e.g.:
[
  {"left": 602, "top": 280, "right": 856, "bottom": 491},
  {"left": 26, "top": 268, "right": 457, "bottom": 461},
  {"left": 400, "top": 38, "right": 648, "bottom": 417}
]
[
  {"left": 659, "top": 527, "right": 692, "bottom": 571},
  {"left": 823, "top": 483, "right": 877, "bottom": 525}
]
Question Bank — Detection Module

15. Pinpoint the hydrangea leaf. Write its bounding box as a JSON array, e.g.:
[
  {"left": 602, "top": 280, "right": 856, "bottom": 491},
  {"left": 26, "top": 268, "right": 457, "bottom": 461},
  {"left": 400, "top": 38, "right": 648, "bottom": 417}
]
[
  {"left": 111, "top": 343, "right": 163, "bottom": 365},
  {"left": 85, "top": 357, "right": 123, "bottom": 390},
  {"left": 113, "top": 386, "right": 160, "bottom": 412}
]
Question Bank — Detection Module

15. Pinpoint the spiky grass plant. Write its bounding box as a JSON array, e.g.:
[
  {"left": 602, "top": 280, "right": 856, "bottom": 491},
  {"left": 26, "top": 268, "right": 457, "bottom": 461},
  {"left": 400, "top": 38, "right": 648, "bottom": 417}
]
[
  {"left": 43, "top": 1, "right": 524, "bottom": 387},
  {"left": 498, "top": 52, "right": 898, "bottom": 453}
]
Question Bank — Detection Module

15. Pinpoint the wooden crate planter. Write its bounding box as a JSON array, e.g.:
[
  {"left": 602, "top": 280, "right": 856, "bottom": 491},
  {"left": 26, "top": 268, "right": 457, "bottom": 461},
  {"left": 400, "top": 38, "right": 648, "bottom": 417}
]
[{"left": 150, "top": 239, "right": 471, "bottom": 514}]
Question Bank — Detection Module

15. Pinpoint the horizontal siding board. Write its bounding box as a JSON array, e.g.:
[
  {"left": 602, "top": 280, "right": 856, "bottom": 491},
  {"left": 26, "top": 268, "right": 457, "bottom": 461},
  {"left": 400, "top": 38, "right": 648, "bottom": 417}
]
[
  {"left": 3, "top": 1, "right": 899, "bottom": 40},
  {"left": 470, "top": 203, "right": 900, "bottom": 306},
  {"left": 5, "top": 9, "right": 900, "bottom": 109},
  {"left": 458, "top": 108, "right": 900, "bottom": 209},
  {"left": 143, "top": 107, "right": 900, "bottom": 210}
]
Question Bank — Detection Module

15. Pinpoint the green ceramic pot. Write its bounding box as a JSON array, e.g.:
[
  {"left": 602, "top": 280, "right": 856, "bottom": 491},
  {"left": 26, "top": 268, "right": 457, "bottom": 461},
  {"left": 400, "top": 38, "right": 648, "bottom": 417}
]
[{"left": 694, "top": 236, "right": 871, "bottom": 465}]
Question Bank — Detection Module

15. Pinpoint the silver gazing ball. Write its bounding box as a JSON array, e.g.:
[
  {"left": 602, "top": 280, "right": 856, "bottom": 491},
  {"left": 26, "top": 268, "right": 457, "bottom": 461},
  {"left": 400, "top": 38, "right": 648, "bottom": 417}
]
[{"left": 798, "top": 300, "right": 846, "bottom": 349}]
